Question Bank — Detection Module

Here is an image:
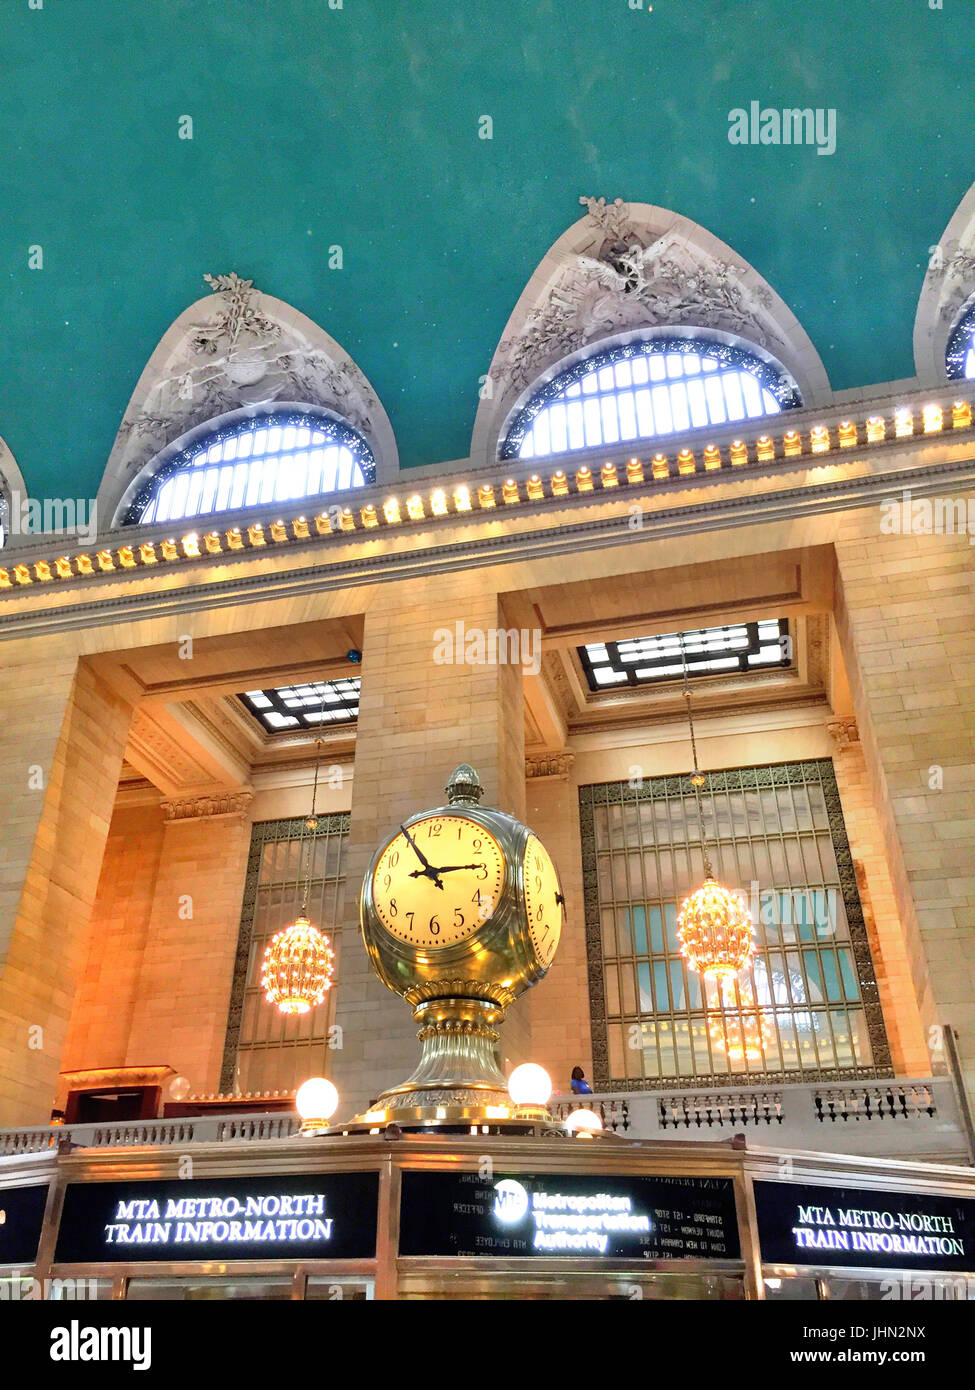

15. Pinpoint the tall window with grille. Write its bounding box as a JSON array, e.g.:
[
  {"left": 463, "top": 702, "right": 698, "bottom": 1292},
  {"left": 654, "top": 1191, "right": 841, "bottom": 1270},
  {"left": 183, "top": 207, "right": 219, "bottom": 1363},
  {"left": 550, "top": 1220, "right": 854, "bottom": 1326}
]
[
  {"left": 579, "top": 760, "right": 891, "bottom": 1089},
  {"left": 221, "top": 814, "right": 349, "bottom": 1095}
]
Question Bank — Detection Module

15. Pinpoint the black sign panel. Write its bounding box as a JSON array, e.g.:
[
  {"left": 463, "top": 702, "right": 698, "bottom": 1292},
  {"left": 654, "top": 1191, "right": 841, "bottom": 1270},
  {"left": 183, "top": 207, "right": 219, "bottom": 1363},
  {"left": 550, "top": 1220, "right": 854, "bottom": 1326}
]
[
  {"left": 755, "top": 1179, "right": 975, "bottom": 1272},
  {"left": 0, "top": 1184, "right": 49, "bottom": 1266},
  {"left": 399, "top": 1170, "right": 740, "bottom": 1259},
  {"left": 55, "top": 1171, "right": 379, "bottom": 1264}
]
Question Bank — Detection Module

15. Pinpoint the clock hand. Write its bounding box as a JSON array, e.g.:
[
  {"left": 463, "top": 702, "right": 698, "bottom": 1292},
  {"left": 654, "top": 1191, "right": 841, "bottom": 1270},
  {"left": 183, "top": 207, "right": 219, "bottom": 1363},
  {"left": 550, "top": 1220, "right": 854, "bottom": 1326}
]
[
  {"left": 408, "top": 868, "right": 445, "bottom": 889},
  {"left": 400, "top": 825, "right": 444, "bottom": 887},
  {"left": 400, "top": 824, "right": 432, "bottom": 870},
  {"left": 430, "top": 863, "right": 483, "bottom": 874}
]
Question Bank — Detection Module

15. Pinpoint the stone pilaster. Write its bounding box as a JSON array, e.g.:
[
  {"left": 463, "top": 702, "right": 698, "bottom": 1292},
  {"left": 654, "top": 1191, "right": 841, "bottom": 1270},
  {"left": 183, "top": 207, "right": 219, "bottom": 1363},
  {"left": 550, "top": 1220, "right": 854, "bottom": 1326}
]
[
  {"left": 834, "top": 511, "right": 975, "bottom": 1100},
  {"left": 124, "top": 792, "right": 253, "bottom": 1095},
  {"left": 0, "top": 656, "right": 134, "bottom": 1125},
  {"left": 328, "top": 580, "right": 529, "bottom": 1117}
]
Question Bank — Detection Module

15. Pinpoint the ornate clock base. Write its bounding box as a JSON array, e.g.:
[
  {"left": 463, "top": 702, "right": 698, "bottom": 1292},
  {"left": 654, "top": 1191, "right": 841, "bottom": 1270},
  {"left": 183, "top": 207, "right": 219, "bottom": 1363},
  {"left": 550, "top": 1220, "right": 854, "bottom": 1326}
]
[{"left": 334, "top": 994, "right": 550, "bottom": 1131}]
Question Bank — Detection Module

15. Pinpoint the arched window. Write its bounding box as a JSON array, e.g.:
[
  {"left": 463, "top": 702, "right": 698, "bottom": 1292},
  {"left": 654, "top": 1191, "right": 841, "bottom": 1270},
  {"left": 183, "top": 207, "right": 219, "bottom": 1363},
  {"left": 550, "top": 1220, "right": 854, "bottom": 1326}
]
[
  {"left": 123, "top": 409, "right": 376, "bottom": 526},
  {"left": 946, "top": 301, "right": 975, "bottom": 380},
  {"left": 500, "top": 337, "right": 800, "bottom": 461}
]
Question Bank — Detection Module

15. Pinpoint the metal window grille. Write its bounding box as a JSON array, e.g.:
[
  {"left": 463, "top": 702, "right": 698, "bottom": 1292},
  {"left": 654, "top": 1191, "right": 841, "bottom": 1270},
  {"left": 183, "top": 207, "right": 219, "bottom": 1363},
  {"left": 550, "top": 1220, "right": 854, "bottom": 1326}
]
[
  {"left": 580, "top": 619, "right": 791, "bottom": 691},
  {"left": 241, "top": 679, "right": 360, "bottom": 733},
  {"left": 946, "top": 302, "right": 975, "bottom": 380},
  {"left": 220, "top": 814, "right": 349, "bottom": 1095},
  {"left": 579, "top": 760, "right": 891, "bottom": 1090},
  {"left": 501, "top": 339, "right": 799, "bottom": 461},
  {"left": 126, "top": 410, "right": 376, "bottom": 525}
]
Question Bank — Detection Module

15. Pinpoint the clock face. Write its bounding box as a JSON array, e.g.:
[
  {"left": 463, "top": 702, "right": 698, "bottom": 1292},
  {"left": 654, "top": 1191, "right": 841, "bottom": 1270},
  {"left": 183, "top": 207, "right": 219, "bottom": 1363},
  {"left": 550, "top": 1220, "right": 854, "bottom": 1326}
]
[
  {"left": 372, "top": 815, "right": 506, "bottom": 948},
  {"left": 523, "top": 834, "right": 563, "bottom": 969}
]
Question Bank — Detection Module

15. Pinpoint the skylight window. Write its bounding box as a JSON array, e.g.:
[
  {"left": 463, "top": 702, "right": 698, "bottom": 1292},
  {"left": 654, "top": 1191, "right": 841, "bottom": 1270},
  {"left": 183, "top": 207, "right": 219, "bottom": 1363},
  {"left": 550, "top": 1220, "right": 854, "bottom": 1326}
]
[
  {"left": 501, "top": 339, "right": 799, "bottom": 461},
  {"left": 580, "top": 620, "right": 791, "bottom": 691},
  {"left": 240, "top": 678, "right": 361, "bottom": 733},
  {"left": 125, "top": 410, "right": 376, "bottom": 525}
]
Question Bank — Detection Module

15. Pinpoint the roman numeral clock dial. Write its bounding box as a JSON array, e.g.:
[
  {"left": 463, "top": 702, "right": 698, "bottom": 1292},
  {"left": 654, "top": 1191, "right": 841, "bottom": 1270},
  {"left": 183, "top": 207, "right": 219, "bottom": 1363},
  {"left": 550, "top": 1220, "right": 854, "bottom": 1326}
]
[{"left": 372, "top": 815, "right": 506, "bottom": 948}]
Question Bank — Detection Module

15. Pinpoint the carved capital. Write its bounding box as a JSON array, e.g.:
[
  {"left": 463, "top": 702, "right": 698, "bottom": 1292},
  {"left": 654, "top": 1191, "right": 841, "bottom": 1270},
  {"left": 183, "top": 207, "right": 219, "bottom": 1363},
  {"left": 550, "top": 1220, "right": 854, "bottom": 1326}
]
[
  {"left": 826, "top": 718, "right": 860, "bottom": 751},
  {"left": 161, "top": 790, "right": 254, "bottom": 822}
]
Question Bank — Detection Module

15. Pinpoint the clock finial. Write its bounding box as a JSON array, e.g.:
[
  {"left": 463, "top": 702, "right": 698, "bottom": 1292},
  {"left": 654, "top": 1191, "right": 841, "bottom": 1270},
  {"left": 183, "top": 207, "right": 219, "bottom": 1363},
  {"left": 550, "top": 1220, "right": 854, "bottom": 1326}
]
[{"left": 446, "top": 763, "right": 484, "bottom": 806}]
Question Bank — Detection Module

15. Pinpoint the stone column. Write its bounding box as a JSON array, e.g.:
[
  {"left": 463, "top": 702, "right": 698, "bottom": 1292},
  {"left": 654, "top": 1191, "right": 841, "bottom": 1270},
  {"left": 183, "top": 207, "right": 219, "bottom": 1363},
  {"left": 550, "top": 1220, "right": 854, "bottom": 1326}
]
[
  {"left": 522, "top": 756, "right": 593, "bottom": 1094},
  {"left": 60, "top": 803, "right": 167, "bottom": 1082},
  {"left": 329, "top": 580, "right": 529, "bottom": 1117},
  {"left": 0, "top": 654, "right": 134, "bottom": 1126},
  {"left": 834, "top": 511, "right": 975, "bottom": 1100},
  {"left": 827, "top": 718, "right": 929, "bottom": 1076},
  {"left": 124, "top": 793, "right": 254, "bottom": 1096}
]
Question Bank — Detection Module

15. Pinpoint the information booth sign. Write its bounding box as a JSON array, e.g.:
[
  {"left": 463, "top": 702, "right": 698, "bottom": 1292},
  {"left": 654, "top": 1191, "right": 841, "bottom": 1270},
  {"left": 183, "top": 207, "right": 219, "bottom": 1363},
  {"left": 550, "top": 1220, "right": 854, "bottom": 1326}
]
[
  {"left": 0, "top": 1184, "right": 49, "bottom": 1267},
  {"left": 754, "top": 1179, "right": 975, "bottom": 1273},
  {"left": 399, "top": 1170, "right": 740, "bottom": 1259},
  {"left": 55, "top": 1171, "right": 379, "bottom": 1264}
]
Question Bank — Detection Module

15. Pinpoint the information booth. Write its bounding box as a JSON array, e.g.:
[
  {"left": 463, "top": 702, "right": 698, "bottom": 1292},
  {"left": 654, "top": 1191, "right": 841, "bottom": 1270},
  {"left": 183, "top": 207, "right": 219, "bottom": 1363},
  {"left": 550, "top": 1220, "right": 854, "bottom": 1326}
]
[{"left": 3, "top": 1133, "right": 975, "bottom": 1301}]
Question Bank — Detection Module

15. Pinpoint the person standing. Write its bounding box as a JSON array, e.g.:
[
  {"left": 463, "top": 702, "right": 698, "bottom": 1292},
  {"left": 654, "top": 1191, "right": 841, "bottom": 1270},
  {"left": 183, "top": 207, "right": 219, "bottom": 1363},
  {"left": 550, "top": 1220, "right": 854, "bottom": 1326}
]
[{"left": 570, "top": 1066, "right": 593, "bottom": 1095}]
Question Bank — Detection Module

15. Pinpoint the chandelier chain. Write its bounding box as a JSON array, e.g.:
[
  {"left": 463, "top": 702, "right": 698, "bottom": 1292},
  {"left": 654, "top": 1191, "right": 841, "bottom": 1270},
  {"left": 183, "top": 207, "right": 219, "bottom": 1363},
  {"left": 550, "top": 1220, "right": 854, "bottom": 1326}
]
[
  {"left": 682, "top": 647, "right": 713, "bottom": 879},
  {"left": 301, "top": 691, "right": 328, "bottom": 911}
]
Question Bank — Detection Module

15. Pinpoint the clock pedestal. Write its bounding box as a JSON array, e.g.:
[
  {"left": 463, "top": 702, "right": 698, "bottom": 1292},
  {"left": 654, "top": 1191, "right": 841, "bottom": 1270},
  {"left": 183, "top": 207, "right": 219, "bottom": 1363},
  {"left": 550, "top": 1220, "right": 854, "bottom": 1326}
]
[{"left": 371, "top": 993, "right": 512, "bottom": 1122}]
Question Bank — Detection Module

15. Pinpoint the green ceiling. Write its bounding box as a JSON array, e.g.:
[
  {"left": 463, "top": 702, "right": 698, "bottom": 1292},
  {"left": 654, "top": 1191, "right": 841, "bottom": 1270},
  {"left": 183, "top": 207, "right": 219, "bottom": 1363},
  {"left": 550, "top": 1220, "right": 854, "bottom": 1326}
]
[{"left": 1, "top": 0, "right": 972, "bottom": 502}]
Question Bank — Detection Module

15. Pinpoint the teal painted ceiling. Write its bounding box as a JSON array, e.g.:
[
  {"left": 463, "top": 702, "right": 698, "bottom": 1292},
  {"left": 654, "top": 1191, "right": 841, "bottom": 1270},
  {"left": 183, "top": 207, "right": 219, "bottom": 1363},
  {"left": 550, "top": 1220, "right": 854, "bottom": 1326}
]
[{"left": 1, "top": 0, "right": 973, "bottom": 502}]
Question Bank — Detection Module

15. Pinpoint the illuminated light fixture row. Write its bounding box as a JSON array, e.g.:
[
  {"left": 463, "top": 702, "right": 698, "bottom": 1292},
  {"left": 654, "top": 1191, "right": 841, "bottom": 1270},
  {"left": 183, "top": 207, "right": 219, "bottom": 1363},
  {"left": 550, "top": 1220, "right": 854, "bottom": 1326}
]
[{"left": 2, "top": 399, "right": 973, "bottom": 590}]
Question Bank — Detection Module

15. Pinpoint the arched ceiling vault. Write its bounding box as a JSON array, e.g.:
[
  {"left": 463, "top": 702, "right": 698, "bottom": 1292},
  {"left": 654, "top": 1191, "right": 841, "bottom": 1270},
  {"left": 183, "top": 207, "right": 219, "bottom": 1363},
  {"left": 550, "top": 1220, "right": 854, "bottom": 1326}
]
[{"left": 0, "top": 1, "right": 973, "bottom": 500}]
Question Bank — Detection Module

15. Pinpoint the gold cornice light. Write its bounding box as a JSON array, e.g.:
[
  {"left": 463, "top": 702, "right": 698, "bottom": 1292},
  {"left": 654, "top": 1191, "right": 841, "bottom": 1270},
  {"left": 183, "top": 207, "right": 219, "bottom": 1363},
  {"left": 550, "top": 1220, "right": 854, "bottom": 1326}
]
[{"left": 1, "top": 395, "right": 973, "bottom": 591}]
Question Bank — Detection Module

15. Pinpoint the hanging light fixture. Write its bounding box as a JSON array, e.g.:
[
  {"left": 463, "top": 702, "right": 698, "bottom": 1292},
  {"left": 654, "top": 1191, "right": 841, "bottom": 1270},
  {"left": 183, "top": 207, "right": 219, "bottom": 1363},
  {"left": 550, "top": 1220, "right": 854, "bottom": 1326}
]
[
  {"left": 675, "top": 647, "right": 756, "bottom": 980},
  {"left": 262, "top": 700, "right": 336, "bottom": 1015},
  {"left": 707, "top": 979, "right": 771, "bottom": 1062}
]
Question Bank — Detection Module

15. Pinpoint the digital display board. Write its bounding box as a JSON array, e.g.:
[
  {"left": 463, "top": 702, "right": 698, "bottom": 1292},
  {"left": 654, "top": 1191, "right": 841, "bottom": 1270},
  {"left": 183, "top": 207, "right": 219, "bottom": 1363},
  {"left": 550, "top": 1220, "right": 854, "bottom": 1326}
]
[
  {"left": 754, "top": 1179, "right": 975, "bottom": 1273},
  {"left": 0, "top": 1184, "right": 49, "bottom": 1266},
  {"left": 399, "top": 1170, "right": 740, "bottom": 1259},
  {"left": 55, "top": 1171, "right": 379, "bottom": 1264}
]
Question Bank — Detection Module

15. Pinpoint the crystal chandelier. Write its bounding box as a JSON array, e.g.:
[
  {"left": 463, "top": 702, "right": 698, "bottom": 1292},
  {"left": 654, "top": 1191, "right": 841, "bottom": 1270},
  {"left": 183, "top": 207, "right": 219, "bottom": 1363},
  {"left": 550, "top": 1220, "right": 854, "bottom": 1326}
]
[
  {"left": 262, "top": 707, "right": 336, "bottom": 1015},
  {"left": 675, "top": 647, "right": 756, "bottom": 979},
  {"left": 262, "top": 913, "right": 335, "bottom": 1015},
  {"left": 707, "top": 979, "right": 770, "bottom": 1061}
]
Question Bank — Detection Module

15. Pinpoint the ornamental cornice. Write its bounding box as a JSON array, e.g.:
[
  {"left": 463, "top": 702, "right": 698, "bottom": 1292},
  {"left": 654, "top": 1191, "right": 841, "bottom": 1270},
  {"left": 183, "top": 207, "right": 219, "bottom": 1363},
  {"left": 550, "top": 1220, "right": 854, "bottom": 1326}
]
[{"left": 3, "top": 433, "right": 975, "bottom": 641}]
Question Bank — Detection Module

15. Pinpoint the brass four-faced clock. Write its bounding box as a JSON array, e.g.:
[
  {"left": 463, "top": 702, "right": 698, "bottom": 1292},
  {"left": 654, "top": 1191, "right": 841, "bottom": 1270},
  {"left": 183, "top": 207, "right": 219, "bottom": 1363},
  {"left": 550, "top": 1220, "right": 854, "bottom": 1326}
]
[
  {"left": 357, "top": 764, "right": 565, "bottom": 1126},
  {"left": 371, "top": 815, "right": 506, "bottom": 949}
]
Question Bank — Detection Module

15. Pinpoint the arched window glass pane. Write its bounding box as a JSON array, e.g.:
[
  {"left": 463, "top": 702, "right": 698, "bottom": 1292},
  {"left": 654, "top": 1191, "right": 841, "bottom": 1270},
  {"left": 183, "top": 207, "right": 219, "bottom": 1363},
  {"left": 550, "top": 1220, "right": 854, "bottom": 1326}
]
[
  {"left": 946, "top": 303, "right": 975, "bottom": 380},
  {"left": 124, "top": 410, "right": 376, "bottom": 525},
  {"left": 501, "top": 338, "right": 800, "bottom": 461}
]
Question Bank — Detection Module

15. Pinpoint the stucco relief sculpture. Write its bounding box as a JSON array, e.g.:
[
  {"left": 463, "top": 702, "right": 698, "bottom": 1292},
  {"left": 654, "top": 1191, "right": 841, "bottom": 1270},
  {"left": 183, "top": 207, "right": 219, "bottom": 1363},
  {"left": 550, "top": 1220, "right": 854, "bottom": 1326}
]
[
  {"left": 113, "top": 273, "right": 378, "bottom": 483},
  {"left": 493, "top": 196, "right": 783, "bottom": 399}
]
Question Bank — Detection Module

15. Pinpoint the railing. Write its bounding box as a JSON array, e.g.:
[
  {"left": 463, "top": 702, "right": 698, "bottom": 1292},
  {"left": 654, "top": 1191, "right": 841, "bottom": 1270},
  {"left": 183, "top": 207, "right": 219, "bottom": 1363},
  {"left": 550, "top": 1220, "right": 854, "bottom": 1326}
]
[
  {"left": 812, "top": 1085, "right": 938, "bottom": 1124},
  {"left": 0, "top": 1080, "right": 967, "bottom": 1162},
  {"left": 548, "top": 1096, "right": 632, "bottom": 1133},
  {"left": 551, "top": 1078, "right": 969, "bottom": 1161},
  {"left": 0, "top": 1112, "right": 300, "bottom": 1157}
]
